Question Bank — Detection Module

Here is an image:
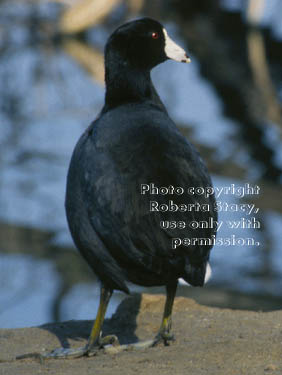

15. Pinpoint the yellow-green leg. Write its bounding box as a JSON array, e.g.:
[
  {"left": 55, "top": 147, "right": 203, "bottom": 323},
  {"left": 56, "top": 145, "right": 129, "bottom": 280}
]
[
  {"left": 41, "top": 285, "right": 114, "bottom": 358},
  {"left": 86, "top": 286, "right": 118, "bottom": 353},
  {"left": 99, "top": 280, "right": 178, "bottom": 352},
  {"left": 17, "top": 282, "right": 178, "bottom": 360},
  {"left": 153, "top": 280, "right": 178, "bottom": 346},
  {"left": 44, "top": 282, "right": 177, "bottom": 357}
]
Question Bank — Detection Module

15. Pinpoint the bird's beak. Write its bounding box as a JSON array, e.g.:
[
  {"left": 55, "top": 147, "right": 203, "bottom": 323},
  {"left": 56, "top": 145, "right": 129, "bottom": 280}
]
[{"left": 163, "top": 28, "right": 191, "bottom": 63}]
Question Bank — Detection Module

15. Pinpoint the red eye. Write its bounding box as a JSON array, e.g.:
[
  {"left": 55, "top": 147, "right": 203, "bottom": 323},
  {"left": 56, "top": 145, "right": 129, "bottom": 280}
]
[{"left": 152, "top": 32, "right": 159, "bottom": 39}]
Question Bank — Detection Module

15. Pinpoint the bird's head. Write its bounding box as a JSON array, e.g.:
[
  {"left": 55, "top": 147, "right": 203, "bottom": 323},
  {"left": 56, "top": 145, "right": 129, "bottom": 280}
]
[{"left": 105, "top": 17, "right": 190, "bottom": 70}]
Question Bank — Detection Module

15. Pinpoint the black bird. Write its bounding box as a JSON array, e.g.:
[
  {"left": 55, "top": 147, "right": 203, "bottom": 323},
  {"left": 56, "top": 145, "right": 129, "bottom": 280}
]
[{"left": 50, "top": 17, "right": 217, "bottom": 358}]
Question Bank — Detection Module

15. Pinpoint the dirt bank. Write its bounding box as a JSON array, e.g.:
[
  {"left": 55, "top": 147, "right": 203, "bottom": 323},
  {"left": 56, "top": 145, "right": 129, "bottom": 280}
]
[{"left": 1, "top": 294, "right": 282, "bottom": 375}]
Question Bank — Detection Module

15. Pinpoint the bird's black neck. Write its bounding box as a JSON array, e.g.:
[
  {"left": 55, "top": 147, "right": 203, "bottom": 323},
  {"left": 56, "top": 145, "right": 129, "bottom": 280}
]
[{"left": 103, "top": 53, "right": 166, "bottom": 113}]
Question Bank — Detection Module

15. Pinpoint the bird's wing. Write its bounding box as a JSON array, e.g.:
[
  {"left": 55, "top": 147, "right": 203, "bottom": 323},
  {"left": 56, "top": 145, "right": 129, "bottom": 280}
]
[{"left": 79, "top": 113, "right": 216, "bottom": 275}]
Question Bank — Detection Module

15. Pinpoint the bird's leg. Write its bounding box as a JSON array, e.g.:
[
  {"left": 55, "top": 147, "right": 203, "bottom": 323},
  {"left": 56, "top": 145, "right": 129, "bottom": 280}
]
[
  {"left": 153, "top": 280, "right": 178, "bottom": 346},
  {"left": 88, "top": 281, "right": 178, "bottom": 355},
  {"left": 102, "top": 280, "right": 178, "bottom": 353},
  {"left": 85, "top": 285, "right": 117, "bottom": 354},
  {"left": 17, "top": 283, "right": 178, "bottom": 360},
  {"left": 41, "top": 285, "right": 113, "bottom": 359}
]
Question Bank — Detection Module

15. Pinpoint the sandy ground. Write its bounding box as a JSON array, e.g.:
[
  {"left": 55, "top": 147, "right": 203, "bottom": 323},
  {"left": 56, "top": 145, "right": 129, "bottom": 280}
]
[{"left": 1, "top": 294, "right": 282, "bottom": 375}]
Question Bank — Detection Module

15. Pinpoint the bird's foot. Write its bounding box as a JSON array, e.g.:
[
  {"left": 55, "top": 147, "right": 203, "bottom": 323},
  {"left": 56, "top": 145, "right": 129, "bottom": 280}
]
[
  {"left": 98, "top": 334, "right": 120, "bottom": 347},
  {"left": 43, "top": 345, "right": 89, "bottom": 359},
  {"left": 101, "top": 330, "right": 175, "bottom": 354},
  {"left": 39, "top": 334, "right": 120, "bottom": 359},
  {"left": 101, "top": 339, "right": 156, "bottom": 354},
  {"left": 152, "top": 330, "right": 175, "bottom": 347},
  {"left": 16, "top": 333, "right": 174, "bottom": 360},
  {"left": 15, "top": 345, "right": 90, "bottom": 361},
  {"left": 85, "top": 334, "right": 120, "bottom": 356},
  {"left": 102, "top": 332, "right": 175, "bottom": 354}
]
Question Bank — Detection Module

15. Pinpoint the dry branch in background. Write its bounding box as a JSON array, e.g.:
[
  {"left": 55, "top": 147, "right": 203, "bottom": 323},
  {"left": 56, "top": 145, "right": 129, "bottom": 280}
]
[
  {"left": 247, "top": 0, "right": 282, "bottom": 130},
  {"left": 59, "top": 0, "right": 121, "bottom": 33},
  {"left": 63, "top": 39, "right": 105, "bottom": 84}
]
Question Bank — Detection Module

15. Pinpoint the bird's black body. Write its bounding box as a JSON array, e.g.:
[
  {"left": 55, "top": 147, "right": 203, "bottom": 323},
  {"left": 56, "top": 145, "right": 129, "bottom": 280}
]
[{"left": 65, "top": 18, "right": 217, "bottom": 295}]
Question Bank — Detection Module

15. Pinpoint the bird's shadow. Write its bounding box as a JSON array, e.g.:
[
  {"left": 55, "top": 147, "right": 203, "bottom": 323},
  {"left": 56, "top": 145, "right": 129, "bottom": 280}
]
[{"left": 40, "top": 293, "right": 141, "bottom": 350}]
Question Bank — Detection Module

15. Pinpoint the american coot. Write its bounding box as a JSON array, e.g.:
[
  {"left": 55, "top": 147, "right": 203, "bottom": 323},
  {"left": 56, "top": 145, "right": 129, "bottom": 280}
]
[{"left": 50, "top": 17, "right": 217, "bottom": 358}]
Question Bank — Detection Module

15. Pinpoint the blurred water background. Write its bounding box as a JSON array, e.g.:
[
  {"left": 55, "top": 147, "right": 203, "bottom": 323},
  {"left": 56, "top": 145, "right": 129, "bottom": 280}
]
[{"left": 1, "top": 0, "right": 282, "bottom": 328}]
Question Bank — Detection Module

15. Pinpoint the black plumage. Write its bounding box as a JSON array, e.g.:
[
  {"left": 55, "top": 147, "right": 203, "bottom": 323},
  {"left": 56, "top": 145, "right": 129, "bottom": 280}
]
[{"left": 63, "top": 17, "right": 217, "bottom": 356}]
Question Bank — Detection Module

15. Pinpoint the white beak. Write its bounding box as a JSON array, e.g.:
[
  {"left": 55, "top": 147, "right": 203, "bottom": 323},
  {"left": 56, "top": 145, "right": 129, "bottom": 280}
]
[{"left": 163, "top": 28, "right": 191, "bottom": 63}]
